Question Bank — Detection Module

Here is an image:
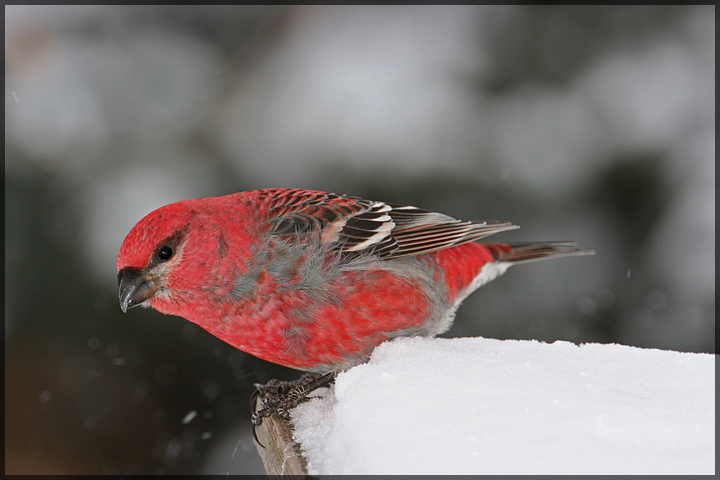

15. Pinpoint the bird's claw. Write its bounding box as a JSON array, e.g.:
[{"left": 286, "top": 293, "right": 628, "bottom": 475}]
[{"left": 250, "top": 372, "right": 336, "bottom": 448}]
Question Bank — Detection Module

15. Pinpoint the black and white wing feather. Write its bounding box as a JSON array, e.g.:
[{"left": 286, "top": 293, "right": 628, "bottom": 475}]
[{"left": 264, "top": 189, "right": 519, "bottom": 260}]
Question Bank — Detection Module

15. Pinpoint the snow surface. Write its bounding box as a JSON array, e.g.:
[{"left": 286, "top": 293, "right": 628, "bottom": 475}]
[{"left": 291, "top": 337, "right": 715, "bottom": 475}]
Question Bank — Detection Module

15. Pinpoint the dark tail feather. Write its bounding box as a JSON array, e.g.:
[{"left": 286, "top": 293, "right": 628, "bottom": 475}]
[{"left": 496, "top": 242, "right": 595, "bottom": 264}]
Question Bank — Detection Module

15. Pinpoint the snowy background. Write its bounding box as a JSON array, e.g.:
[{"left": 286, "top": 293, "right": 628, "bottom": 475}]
[{"left": 5, "top": 5, "right": 715, "bottom": 475}]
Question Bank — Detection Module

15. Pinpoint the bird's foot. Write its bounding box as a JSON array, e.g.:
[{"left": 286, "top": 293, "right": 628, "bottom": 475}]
[{"left": 251, "top": 371, "right": 335, "bottom": 447}]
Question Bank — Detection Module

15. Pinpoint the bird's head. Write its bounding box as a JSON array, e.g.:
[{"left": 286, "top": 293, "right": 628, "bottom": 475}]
[
  {"left": 117, "top": 196, "right": 259, "bottom": 316},
  {"left": 117, "top": 200, "right": 202, "bottom": 312}
]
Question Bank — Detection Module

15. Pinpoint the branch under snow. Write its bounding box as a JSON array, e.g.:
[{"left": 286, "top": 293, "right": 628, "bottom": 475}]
[{"left": 285, "top": 337, "right": 714, "bottom": 475}]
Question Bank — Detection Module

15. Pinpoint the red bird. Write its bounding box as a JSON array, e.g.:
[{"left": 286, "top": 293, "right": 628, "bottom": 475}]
[{"left": 118, "top": 188, "right": 592, "bottom": 373}]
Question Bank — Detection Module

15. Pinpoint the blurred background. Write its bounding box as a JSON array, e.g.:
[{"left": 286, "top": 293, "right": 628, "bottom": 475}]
[{"left": 5, "top": 5, "right": 714, "bottom": 474}]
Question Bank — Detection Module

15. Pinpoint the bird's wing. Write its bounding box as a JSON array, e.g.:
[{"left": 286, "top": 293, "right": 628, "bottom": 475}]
[{"left": 261, "top": 188, "right": 519, "bottom": 260}]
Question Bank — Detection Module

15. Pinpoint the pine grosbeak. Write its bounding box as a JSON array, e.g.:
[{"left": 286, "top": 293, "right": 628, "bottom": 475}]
[{"left": 118, "top": 188, "right": 592, "bottom": 373}]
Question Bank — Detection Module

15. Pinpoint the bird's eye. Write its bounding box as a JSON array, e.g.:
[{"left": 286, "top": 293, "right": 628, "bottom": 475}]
[{"left": 158, "top": 245, "right": 173, "bottom": 261}]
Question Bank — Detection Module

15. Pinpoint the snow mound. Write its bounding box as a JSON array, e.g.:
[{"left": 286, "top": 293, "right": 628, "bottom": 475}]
[{"left": 291, "top": 336, "right": 715, "bottom": 475}]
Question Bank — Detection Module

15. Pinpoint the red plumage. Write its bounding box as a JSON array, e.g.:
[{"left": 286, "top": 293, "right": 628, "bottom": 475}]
[{"left": 118, "top": 188, "right": 592, "bottom": 372}]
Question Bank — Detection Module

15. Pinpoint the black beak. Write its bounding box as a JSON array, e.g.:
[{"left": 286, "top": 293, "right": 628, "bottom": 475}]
[{"left": 118, "top": 267, "right": 158, "bottom": 313}]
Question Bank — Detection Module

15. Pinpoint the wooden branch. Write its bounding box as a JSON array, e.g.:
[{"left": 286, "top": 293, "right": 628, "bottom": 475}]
[{"left": 252, "top": 396, "right": 311, "bottom": 477}]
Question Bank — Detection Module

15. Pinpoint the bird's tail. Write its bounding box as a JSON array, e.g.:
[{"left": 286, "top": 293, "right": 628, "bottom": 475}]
[{"left": 495, "top": 242, "right": 595, "bottom": 264}]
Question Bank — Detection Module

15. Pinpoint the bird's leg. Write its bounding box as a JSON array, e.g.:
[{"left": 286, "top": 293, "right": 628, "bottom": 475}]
[{"left": 251, "top": 371, "right": 336, "bottom": 447}]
